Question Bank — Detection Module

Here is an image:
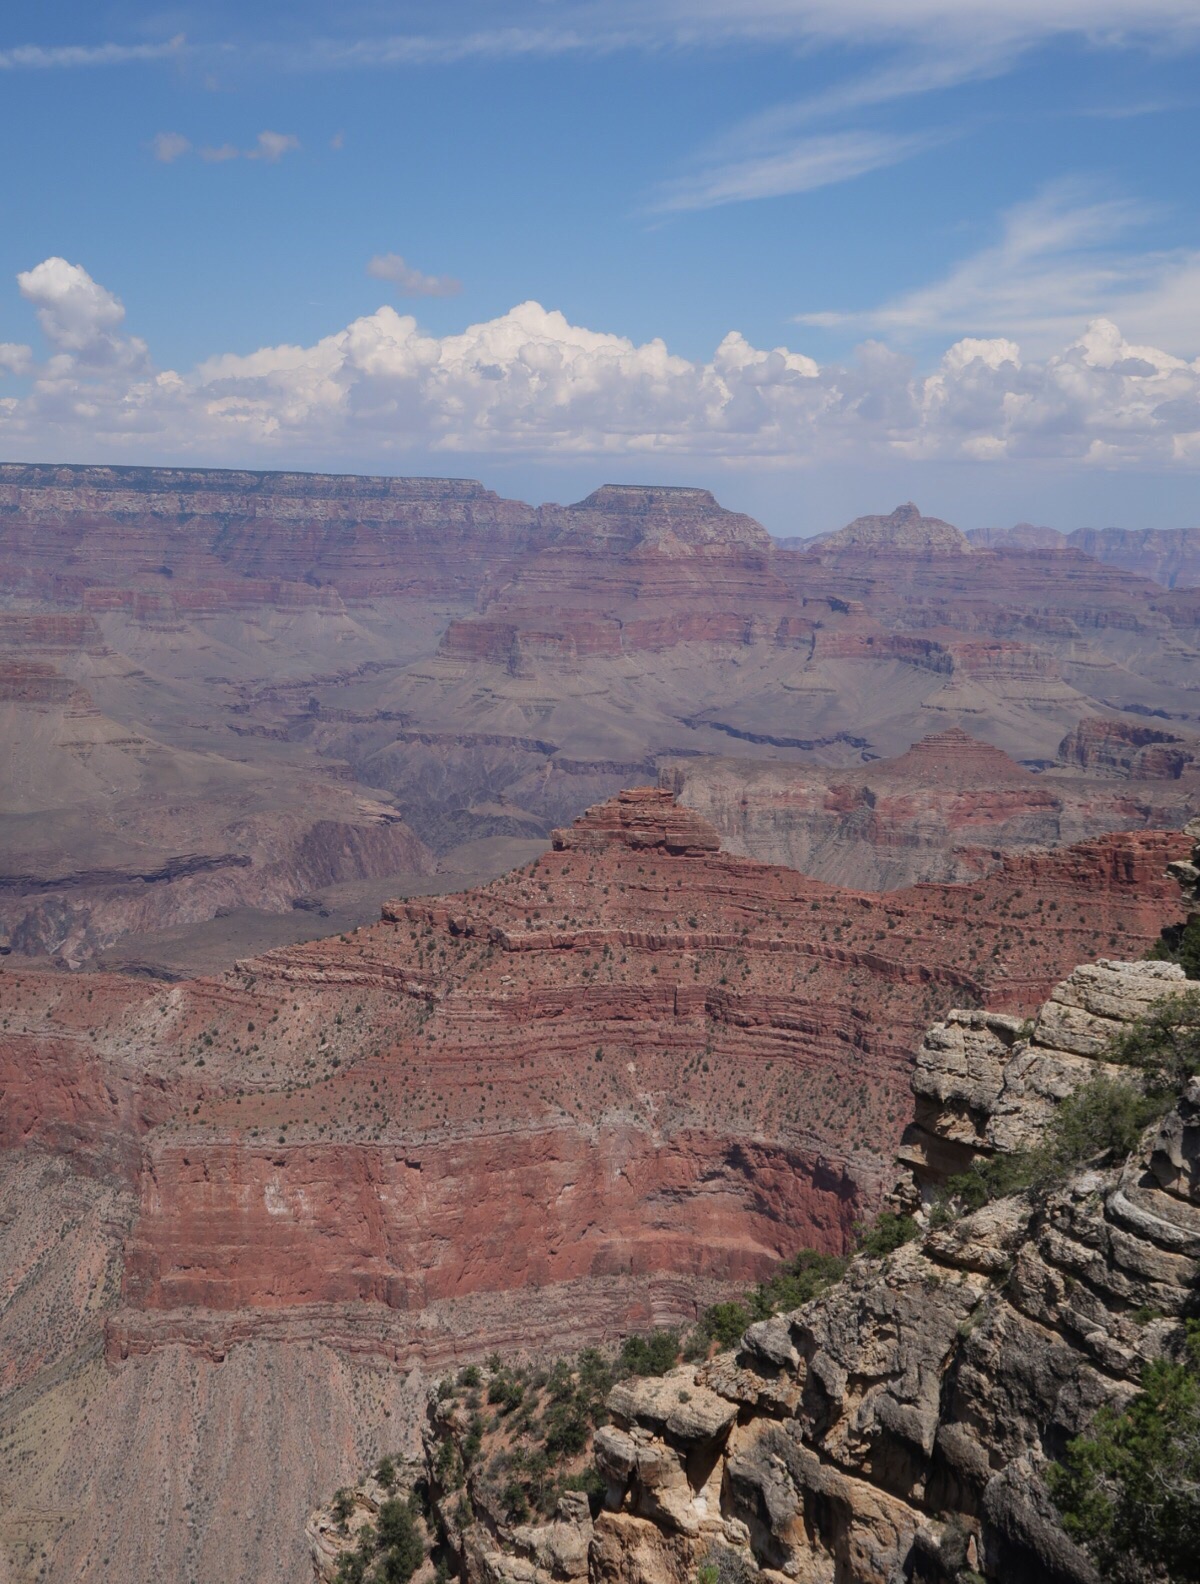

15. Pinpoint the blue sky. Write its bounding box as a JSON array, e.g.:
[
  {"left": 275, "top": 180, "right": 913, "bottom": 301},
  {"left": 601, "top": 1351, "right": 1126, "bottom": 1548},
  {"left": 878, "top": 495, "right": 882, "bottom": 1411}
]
[{"left": 1, "top": 2, "right": 1199, "bottom": 534}]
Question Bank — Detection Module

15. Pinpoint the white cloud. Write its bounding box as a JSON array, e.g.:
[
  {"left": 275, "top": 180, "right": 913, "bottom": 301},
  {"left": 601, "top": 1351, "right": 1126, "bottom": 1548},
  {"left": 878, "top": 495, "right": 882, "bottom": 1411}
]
[
  {"left": 653, "top": 129, "right": 939, "bottom": 212},
  {"left": 796, "top": 181, "right": 1200, "bottom": 353},
  {"left": 154, "top": 130, "right": 302, "bottom": 165},
  {"left": 2, "top": 259, "right": 1199, "bottom": 472},
  {"left": 151, "top": 131, "right": 192, "bottom": 164},
  {"left": 366, "top": 254, "right": 462, "bottom": 298},
  {"left": 247, "top": 130, "right": 300, "bottom": 162},
  {"left": 0, "top": 35, "right": 184, "bottom": 71},
  {"left": 15, "top": 258, "right": 148, "bottom": 370},
  {"left": 277, "top": 1, "right": 1200, "bottom": 70},
  {"left": 0, "top": 344, "right": 32, "bottom": 377}
]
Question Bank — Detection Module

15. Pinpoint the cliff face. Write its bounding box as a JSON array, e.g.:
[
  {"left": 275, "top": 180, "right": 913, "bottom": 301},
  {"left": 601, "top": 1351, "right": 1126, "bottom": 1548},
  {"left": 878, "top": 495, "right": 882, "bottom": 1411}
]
[
  {"left": 576, "top": 954, "right": 1199, "bottom": 1584},
  {"left": 407, "top": 925, "right": 1200, "bottom": 1584},
  {"left": 1, "top": 798, "right": 1194, "bottom": 1584}
]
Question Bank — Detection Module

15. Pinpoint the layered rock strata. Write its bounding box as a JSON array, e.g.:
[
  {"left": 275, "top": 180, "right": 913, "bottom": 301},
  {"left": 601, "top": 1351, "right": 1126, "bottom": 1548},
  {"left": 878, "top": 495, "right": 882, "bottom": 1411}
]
[
  {"left": 424, "top": 953, "right": 1198, "bottom": 1584},
  {"left": 663, "top": 728, "right": 1200, "bottom": 889}
]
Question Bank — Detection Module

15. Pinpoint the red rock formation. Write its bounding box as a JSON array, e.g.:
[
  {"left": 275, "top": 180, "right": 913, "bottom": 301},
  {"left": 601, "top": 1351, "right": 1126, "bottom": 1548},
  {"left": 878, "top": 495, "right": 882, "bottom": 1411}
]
[
  {"left": 39, "top": 789, "right": 1175, "bottom": 1343},
  {"left": 1057, "top": 716, "right": 1196, "bottom": 779},
  {"left": 551, "top": 787, "right": 721, "bottom": 854},
  {"left": 0, "top": 787, "right": 1191, "bottom": 1584}
]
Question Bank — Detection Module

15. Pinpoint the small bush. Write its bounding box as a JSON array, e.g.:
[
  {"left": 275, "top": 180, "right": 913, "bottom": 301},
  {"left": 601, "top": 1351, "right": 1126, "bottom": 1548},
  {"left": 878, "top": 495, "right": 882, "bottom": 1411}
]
[
  {"left": 1146, "top": 918, "right": 1200, "bottom": 981},
  {"left": 1107, "top": 987, "right": 1200, "bottom": 1094},
  {"left": 855, "top": 1211, "right": 918, "bottom": 1259},
  {"left": 1049, "top": 1320, "right": 1200, "bottom": 1583},
  {"left": 931, "top": 1066, "right": 1171, "bottom": 1225},
  {"left": 701, "top": 1301, "right": 752, "bottom": 1350},
  {"left": 618, "top": 1330, "right": 679, "bottom": 1378},
  {"left": 747, "top": 1248, "right": 848, "bottom": 1319}
]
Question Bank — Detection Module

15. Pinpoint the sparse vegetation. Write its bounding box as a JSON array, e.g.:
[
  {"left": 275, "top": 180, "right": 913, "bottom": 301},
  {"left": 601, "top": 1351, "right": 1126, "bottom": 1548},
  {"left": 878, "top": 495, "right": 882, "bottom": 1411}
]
[
  {"left": 931, "top": 992, "right": 1200, "bottom": 1227},
  {"left": 854, "top": 1211, "right": 918, "bottom": 1259},
  {"left": 332, "top": 1491, "right": 424, "bottom": 1584},
  {"left": 697, "top": 1246, "right": 850, "bottom": 1350},
  {"left": 1049, "top": 1320, "right": 1200, "bottom": 1583},
  {"left": 1147, "top": 916, "right": 1200, "bottom": 981}
]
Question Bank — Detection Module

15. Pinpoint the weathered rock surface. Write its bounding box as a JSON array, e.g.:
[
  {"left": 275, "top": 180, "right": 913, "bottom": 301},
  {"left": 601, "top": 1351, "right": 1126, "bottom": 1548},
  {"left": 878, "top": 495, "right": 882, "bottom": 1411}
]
[{"left": 561, "top": 955, "right": 1200, "bottom": 1584}]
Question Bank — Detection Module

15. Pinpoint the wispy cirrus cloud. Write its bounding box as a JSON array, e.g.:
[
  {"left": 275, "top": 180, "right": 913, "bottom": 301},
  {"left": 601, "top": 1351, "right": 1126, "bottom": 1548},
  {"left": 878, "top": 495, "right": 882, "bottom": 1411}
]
[
  {"left": 366, "top": 254, "right": 462, "bottom": 299},
  {"left": 261, "top": 0, "right": 1200, "bottom": 72},
  {"left": 0, "top": 34, "right": 184, "bottom": 71},
  {"left": 652, "top": 128, "right": 940, "bottom": 212},
  {"left": 795, "top": 181, "right": 1200, "bottom": 352}
]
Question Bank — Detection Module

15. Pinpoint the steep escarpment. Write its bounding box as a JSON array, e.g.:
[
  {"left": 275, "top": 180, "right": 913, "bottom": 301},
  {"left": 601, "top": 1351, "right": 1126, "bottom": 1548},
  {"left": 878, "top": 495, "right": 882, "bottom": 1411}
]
[
  {"left": 0, "top": 796, "right": 1194, "bottom": 1584},
  {"left": 27, "top": 790, "right": 1191, "bottom": 1361},
  {"left": 379, "top": 851, "right": 1200, "bottom": 1584}
]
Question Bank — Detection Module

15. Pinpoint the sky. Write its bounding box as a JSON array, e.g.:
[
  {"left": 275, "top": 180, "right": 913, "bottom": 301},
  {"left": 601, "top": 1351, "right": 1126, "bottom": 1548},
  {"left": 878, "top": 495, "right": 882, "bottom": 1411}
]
[{"left": 1, "top": 2, "right": 1199, "bottom": 536}]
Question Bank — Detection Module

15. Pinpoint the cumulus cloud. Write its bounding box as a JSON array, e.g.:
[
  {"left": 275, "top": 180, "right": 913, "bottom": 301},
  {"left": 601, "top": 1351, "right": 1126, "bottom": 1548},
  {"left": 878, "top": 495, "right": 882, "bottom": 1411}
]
[
  {"left": 2, "top": 258, "right": 1199, "bottom": 471},
  {"left": 366, "top": 254, "right": 462, "bottom": 298},
  {"left": 0, "top": 343, "right": 33, "bottom": 377},
  {"left": 15, "top": 258, "right": 148, "bottom": 371}
]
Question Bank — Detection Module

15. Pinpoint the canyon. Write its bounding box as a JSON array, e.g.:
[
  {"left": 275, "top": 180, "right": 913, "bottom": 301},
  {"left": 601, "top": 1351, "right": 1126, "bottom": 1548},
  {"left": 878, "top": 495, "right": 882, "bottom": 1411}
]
[
  {"left": 367, "top": 952, "right": 1200, "bottom": 1584},
  {"left": 3, "top": 465, "right": 1200, "bottom": 1584},
  {"left": 0, "top": 791, "right": 1191, "bottom": 1582},
  {"left": 1, "top": 468, "right": 1198, "bottom": 969}
]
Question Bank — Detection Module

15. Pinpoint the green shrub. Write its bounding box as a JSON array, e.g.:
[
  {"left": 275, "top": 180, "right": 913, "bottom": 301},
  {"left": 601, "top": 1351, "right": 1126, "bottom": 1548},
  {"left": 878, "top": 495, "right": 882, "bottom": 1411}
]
[
  {"left": 747, "top": 1248, "right": 848, "bottom": 1319},
  {"left": 618, "top": 1330, "right": 679, "bottom": 1377},
  {"left": 1146, "top": 917, "right": 1200, "bottom": 980},
  {"left": 701, "top": 1301, "right": 751, "bottom": 1349},
  {"left": 931, "top": 1067, "right": 1171, "bottom": 1225},
  {"left": 854, "top": 1211, "right": 918, "bottom": 1259},
  {"left": 1033, "top": 1074, "right": 1162, "bottom": 1187},
  {"left": 1107, "top": 987, "right": 1200, "bottom": 1095},
  {"left": 375, "top": 1455, "right": 398, "bottom": 1492},
  {"left": 1049, "top": 1321, "right": 1200, "bottom": 1582}
]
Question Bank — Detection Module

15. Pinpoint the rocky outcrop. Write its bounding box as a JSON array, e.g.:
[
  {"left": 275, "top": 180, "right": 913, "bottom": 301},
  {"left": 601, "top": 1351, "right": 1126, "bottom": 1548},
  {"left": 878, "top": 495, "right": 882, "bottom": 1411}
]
[
  {"left": 551, "top": 788, "right": 722, "bottom": 856},
  {"left": 814, "top": 503, "right": 974, "bottom": 556},
  {"left": 529, "top": 955, "right": 1199, "bottom": 1584}
]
